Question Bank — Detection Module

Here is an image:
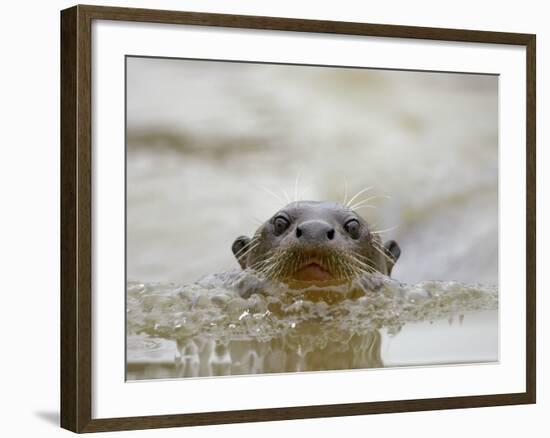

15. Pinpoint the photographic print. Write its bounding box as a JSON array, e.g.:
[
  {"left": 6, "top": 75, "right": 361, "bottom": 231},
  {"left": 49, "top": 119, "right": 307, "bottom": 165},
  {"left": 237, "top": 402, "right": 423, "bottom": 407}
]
[
  {"left": 125, "top": 57, "right": 499, "bottom": 380},
  {"left": 60, "top": 6, "right": 535, "bottom": 431}
]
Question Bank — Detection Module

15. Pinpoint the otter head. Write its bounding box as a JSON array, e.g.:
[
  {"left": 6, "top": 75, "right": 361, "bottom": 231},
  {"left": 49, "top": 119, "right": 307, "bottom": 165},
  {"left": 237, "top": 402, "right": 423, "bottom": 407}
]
[{"left": 231, "top": 201, "right": 400, "bottom": 286}]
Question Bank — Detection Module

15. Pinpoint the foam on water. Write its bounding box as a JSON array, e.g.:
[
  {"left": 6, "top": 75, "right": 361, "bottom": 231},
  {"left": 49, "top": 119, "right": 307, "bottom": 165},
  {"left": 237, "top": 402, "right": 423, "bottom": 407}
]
[{"left": 126, "top": 272, "right": 497, "bottom": 379}]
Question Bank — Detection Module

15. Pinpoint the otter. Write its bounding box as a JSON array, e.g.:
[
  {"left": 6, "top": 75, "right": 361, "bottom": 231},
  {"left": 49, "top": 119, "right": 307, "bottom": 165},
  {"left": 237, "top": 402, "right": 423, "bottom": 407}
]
[
  {"left": 230, "top": 201, "right": 400, "bottom": 294},
  {"left": 176, "top": 201, "right": 402, "bottom": 374}
]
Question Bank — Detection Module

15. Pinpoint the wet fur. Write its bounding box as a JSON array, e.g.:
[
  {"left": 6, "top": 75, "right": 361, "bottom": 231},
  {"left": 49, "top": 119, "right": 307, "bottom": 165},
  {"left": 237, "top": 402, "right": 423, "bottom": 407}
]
[{"left": 232, "top": 201, "right": 400, "bottom": 284}]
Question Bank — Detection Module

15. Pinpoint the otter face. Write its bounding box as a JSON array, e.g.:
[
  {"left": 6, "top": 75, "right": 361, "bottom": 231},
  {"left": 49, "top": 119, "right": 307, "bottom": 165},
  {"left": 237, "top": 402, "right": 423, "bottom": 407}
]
[{"left": 232, "top": 201, "right": 400, "bottom": 285}]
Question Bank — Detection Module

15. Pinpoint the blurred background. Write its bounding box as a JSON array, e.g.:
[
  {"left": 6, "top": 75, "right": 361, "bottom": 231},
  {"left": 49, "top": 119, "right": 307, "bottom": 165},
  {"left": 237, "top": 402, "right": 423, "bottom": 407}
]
[{"left": 126, "top": 57, "right": 498, "bottom": 285}]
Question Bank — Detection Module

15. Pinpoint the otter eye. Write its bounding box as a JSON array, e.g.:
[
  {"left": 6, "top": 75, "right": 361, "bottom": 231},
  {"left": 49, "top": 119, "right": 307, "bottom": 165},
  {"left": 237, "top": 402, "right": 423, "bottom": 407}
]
[
  {"left": 273, "top": 216, "right": 290, "bottom": 235},
  {"left": 344, "top": 219, "right": 361, "bottom": 239}
]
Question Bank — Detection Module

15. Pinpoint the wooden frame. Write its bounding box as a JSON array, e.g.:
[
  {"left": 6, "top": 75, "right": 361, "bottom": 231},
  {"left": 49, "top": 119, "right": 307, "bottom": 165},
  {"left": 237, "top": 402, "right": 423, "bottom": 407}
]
[{"left": 60, "top": 4, "right": 536, "bottom": 433}]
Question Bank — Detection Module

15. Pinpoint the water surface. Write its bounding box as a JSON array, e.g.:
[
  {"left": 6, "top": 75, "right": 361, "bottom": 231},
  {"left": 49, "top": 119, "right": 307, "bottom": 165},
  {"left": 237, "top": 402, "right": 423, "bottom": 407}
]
[{"left": 126, "top": 273, "right": 498, "bottom": 380}]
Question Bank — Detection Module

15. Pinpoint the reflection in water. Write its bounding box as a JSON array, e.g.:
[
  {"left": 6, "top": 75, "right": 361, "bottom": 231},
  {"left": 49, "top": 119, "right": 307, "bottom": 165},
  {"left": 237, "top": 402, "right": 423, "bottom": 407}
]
[
  {"left": 126, "top": 273, "right": 497, "bottom": 380},
  {"left": 169, "top": 331, "right": 382, "bottom": 378}
]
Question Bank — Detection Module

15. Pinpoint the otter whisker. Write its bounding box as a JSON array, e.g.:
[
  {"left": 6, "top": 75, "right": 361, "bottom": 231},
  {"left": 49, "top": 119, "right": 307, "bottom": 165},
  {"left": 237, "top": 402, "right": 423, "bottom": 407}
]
[
  {"left": 259, "top": 186, "right": 286, "bottom": 204},
  {"left": 349, "top": 195, "right": 390, "bottom": 211},
  {"left": 255, "top": 265, "right": 275, "bottom": 278},
  {"left": 233, "top": 236, "right": 260, "bottom": 257},
  {"left": 371, "top": 241, "right": 397, "bottom": 265},
  {"left": 248, "top": 258, "right": 276, "bottom": 276},
  {"left": 352, "top": 252, "right": 377, "bottom": 263},
  {"left": 366, "top": 194, "right": 392, "bottom": 201},
  {"left": 235, "top": 242, "right": 260, "bottom": 261},
  {"left": 350, "top": 253, "right": 385, "bottom": 275},
  {"left": 272, "top": 260, "right": 287, "bottom": 281},
  {"left": 355, "top": 194, "right": 392, "bottom": 206},
  {"left": 255, "top": 264, "right": 273, "bottom": 278},
  {"left": 370, "top": 225, "right": 398, "bottom": 235},
  {"left": 233, "top": 242, "right": 256, "bottom": 258},
  {"left": 325, "top": 251, "right": 364, "bottom": 280},
  {"left": 255, "top": 251, "right": 285, "bottom": 279},
  {"left": 254, "top": 263, "right": 277, "bottom": 280},
  {"left": 350, "top": 264, "right": 364, "bottom": 278},
  {"left": 346, "top": 254, "right": 373, "bottom": 270},
  {"left": 250, "top": 257, "right": 271, "bottom": 268},
  {"left": 350, "top": 255, "right": 384, "bottom": 276},
  {"left": 294, "top": 173, "right": 301, "bottom": 203},
  {"left": 345, "top": 186, "right": 373, "bottom": 207},
  {"left": 350, "top": 203, "right": 376, "bottom": 211},
  {"left": 351, "top": 265, "right": 367, "bottom": 278},
  {"left": 250, "top": 255, "right": 278, "bottom": 272},
  {"left": 272, "top": 252, "right": 291, "bottom": 280},
  {"left": 342, "top": 179, "right": 349, "bottom": 205},
  {"left": 292, "top": 254, "right": 301, "bottom": 276},
  {"left": 353, "top": 251, "right": 382, "bottom": 266},
  {"left": 282, "top": 190, "right": 291, "bottom": 204}
]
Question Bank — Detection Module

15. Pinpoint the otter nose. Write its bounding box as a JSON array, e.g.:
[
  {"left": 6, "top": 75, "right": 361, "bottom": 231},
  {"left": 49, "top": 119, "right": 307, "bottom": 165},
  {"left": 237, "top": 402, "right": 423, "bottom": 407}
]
[{"left": 295, "top": 220, "right": 335, "bottom": 242}]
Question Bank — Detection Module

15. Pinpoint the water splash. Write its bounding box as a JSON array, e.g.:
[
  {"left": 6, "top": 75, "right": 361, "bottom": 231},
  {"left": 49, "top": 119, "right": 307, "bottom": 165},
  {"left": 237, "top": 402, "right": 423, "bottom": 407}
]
[{"left": 126, "top": 271, "right": 497, "bottom": 379}]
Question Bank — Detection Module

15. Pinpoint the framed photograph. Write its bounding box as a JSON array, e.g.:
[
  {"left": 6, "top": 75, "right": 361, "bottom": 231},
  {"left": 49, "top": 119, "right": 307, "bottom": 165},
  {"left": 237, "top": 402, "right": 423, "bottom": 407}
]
[{"left": 60, "top": 4, "right": 536, "bottom": 433}]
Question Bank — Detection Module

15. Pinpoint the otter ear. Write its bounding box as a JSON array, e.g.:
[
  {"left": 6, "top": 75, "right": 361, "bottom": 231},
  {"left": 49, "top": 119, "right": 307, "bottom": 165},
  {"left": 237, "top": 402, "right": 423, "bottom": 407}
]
[
  {"left": 384, "top": 240, "right": 401, "bottom": 275},
  {"left": 232, "top": 236, "right": 251, "bottom": 269}
]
